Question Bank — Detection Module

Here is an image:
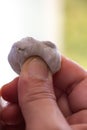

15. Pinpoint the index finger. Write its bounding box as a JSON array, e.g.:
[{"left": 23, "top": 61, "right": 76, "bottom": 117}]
[{"left": 53, "top": 56, "right": 87, "bottom": 91}]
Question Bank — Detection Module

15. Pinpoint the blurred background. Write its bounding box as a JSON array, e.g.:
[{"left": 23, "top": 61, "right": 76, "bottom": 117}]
[
  {"left": 0, "top": 0, "right": 87, "bottom": 86},
  {"left": 64, "top": 0, "right": 87, "bottom": 68}
]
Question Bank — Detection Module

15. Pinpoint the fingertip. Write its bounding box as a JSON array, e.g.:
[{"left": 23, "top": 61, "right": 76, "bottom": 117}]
[{"left": 1, "top": 77, "right": 19, "bottom": 103}]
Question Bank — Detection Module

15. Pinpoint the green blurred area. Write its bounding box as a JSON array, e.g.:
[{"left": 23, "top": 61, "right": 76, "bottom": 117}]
[{"left": 64, "top": 0, "right": 87, "bottom": 68}]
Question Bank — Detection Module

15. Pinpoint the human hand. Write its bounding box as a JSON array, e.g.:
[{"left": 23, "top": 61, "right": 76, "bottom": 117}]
[
  {"left": 0, "top": 77, "right": 24, "bottom": 130},
  {"left": 1, "top": 56, "right": 87, "bottom": 130}
]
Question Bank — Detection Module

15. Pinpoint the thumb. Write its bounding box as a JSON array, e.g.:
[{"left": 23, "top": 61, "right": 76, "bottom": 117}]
[{"left": 18, "top": 57, "right": 71, "bottom": 130}]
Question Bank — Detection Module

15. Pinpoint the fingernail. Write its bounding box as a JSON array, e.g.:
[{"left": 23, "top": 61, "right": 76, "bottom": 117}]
[{"left": 21, "top": 57, "right": 52, "bottom": 80}]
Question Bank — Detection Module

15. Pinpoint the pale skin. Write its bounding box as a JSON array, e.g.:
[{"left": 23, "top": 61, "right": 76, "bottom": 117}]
[{"left": 0, "top": 56, "right": 87, "bottom": 130}]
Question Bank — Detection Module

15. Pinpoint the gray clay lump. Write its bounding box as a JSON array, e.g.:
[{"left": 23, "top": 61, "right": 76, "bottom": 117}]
[{"left": 8, "top": 37, "right": 61, "bottom": 74}]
